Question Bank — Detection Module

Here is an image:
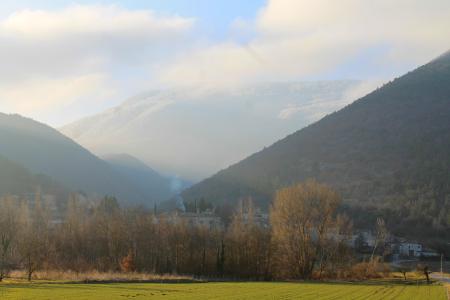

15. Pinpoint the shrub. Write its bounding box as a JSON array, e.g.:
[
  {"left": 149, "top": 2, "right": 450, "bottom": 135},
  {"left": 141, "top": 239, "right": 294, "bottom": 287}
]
[{"left": 120, "top": 251, "right": 135, "bottom": 273}]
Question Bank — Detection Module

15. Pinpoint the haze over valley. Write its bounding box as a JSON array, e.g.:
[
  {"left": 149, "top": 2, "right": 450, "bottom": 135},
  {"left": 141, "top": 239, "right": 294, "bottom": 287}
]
[{"left": 61, "top": 80, "right": 376, "bottom": 181}]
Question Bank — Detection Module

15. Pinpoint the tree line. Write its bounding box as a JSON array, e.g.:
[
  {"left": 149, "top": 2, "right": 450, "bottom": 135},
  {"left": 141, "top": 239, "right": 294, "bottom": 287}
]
[{"left": 0, "top": 181, "right": 356, "bottom": 281}]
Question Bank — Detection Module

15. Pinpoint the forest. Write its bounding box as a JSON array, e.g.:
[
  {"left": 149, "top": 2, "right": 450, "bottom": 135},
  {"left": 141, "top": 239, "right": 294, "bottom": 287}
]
[{"left": 0, "top": 181, "right": 369, "bottom": 282}]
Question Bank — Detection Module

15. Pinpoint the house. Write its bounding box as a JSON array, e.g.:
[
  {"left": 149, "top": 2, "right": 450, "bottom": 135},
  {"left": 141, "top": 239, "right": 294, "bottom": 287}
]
[
  {"left": 393, "top": 242, "right": 441, "bottom": 258},
  {"left": 398, "top": 242, "right": 422, "bottom": 257}
]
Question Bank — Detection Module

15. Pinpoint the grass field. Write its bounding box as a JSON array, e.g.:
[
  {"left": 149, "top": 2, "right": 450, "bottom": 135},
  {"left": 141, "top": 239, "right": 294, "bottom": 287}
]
[{"left": 0, "top": 281, "right": 447, "bottom": 300}]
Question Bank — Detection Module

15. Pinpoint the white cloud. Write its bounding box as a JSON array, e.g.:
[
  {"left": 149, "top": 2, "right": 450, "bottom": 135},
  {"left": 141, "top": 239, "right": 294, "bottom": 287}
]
[
  {"left": 159, "top": 0, "right": 450, "bottom": 87},
  {"left": 0, "top": 74, "right": 113, "bottom": 124},
  {"left": 1, "top": 1, "right": 449, "bottom": 126},
  {"left": 0, "top": 5, "right": 194, "bottom": 80},
  {"left": 0, "top": 5, "right": 195, "bottom": 125},
  {"left": 1, "top": 5, "right": 193, "bottom": 39}
]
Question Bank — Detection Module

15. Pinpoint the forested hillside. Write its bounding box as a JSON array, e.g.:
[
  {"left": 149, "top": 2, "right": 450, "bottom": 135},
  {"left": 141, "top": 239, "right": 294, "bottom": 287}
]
[
  {"left": 0, "top": 113, "right": 161, "bottom": 205},
  {"left": 104, "top": 153, "right": 185, "bottom": 203},
  {"left": 182, "top": 51, "right": 450, "bottom": 247},
  {"left": 0, "top": 154, "right": 67, "bottom": 198}
]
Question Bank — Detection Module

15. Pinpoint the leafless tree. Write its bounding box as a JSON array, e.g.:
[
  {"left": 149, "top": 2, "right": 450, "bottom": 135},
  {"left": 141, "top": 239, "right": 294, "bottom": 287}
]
[
  {"left": 370, "top": 218, "right": 387, "bottom": 261},
  {"left": 0, "top": 197, "right": 18, "bottom": 281},
  {"left": 270, "top": 180, "right": 342, "bottom": 279}
]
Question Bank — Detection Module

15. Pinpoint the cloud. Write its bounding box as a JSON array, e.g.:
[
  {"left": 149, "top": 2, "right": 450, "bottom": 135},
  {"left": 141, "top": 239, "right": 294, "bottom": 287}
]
[
  {"left": 0, "top": 5, "right": 195, "bottom": 80},
  {"left": 0, "top": 4, "right": 195, "bottom": 125},
  {"left": 158, "top": 0, "right": 450, "bottom": 87},
  {"left": 1, "top": 5, "right": 193, "bottom": 39},
  {"left": 0, "top": 74, "right": 113, "bottom": 124},
  {"left": 1, "top": 1, "right": 449, "bottom": 126}
]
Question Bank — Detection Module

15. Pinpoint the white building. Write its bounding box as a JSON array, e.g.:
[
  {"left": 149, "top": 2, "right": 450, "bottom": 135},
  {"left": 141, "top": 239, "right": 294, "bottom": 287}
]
[{"left": 398, "top": 242, "right": 422, "bottom": 257}]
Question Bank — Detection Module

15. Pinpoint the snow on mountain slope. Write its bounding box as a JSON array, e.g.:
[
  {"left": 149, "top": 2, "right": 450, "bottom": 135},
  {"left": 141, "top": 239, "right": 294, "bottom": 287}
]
[{"left": 60, "top": 81, "right": 377, "bottom": 181}]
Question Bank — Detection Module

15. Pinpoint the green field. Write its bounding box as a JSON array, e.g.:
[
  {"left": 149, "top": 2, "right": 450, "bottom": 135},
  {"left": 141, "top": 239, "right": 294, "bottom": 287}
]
[{"left": 0, "top": 281, "right": 446, "bottom": 299}]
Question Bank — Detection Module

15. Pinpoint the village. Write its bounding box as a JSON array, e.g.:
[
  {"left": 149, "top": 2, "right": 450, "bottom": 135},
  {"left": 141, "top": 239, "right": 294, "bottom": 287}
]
[{"left": 169, "top": 204, "right": 442, "bottom": 262}]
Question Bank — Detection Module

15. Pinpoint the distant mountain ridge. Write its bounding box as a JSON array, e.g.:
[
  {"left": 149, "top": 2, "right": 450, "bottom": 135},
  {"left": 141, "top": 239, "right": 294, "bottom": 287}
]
[
  {"left": 104, "top": 153, "right": 188, "bottom": 204},
  {"left": 60, "top": 81, "right": 371, "bottom": 181},
  {"left": 181, "top": 51, "right": 450, "bottom": 244},
  {"left": 0, "top": 113, "right": 174, "bottom": 205},
  {"left": 0, "top": 153, "right": 67, "bottom": 198}
]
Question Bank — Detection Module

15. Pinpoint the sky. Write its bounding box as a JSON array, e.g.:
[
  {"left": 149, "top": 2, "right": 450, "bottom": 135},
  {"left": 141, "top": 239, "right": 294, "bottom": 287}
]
[{"left": 0, "top": 0, "right": 449, "bottom": 126}]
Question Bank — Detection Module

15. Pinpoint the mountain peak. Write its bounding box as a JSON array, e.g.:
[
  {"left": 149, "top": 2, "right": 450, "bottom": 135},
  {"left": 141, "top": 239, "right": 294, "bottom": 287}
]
[{"left": 60, "top": 80, "right": 370, "bottom": 181}]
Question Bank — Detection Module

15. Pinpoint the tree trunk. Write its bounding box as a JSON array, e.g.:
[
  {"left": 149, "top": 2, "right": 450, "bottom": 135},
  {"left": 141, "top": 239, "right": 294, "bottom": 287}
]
[
  {"left": 27, "top": 257, "right": 33, "bottom": 281},
  {"left": 424, "top": 266, "right": 430, "bottom": 284}
]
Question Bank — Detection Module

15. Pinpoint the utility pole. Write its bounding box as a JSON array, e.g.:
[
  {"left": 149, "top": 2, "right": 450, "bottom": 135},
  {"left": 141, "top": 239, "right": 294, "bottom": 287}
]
[{"left": 441, "top": 253, "right": 444, "bottom": 279}]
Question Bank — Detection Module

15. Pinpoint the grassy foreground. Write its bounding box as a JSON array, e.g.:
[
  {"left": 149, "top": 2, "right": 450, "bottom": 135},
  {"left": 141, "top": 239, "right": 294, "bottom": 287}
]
[{"left": 0, "top": 281, "right": 447, "bottom": 300}]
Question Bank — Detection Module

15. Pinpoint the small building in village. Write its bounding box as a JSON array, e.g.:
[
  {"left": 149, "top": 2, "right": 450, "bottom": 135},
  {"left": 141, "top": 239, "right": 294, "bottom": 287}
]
[
  {"left": 178, "top": 209, "right": 224, "bottom": 230},
  {"left": 398, "top": 242, "right": 422, "bottom": 257},
  {"left": 351, "top": 231, "right": 440, "bottom": 259},
  {"left": 390, "top": 240, "right": 440, "bottom": 259},
  {"left": 161, "top": 209, "right": 224, "bottom": 230}
]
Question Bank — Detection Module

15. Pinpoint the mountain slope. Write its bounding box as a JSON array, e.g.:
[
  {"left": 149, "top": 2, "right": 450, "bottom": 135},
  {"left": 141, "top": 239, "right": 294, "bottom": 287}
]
[
  {"left": 0, "top": 113, "right": 150, "bottom": 205},
  {"left": 182, "top": 51, "right": 450, "bottom": 242},
  {"left": 60, "top": 81, "right": 372, "bottom": 180},
  {"left": 104, "top": 153, "right": 187, "bottom": 203},
  {"left": 0, "top": 154, "right": 67, "bottom": 198}
]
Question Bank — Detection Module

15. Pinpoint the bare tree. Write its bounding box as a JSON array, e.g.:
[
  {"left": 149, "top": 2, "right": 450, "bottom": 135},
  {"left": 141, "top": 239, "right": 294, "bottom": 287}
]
[
  {"left": 370, "top": 218, "right": 387, "bottom": 261},
  {"left": 270, "top": 180, "right": 341, "bottom": 279},
  {"left": 17, "top": 193, "right": 50, "bottom": 281},
  {"left": 0, "top": 197, "right": 18, "bottom": 281},
  {"left": 422, "top": 265, "right": 432, "bottom": 284},
  {"left": 395, "top": 265, "right": 412, "bottom": 280}
]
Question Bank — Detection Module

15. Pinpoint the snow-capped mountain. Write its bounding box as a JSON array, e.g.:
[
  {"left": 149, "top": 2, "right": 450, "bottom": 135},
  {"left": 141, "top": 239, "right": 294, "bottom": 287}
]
[{"left": 60, "top": 81, "right": 377, "bottom": 181}]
